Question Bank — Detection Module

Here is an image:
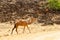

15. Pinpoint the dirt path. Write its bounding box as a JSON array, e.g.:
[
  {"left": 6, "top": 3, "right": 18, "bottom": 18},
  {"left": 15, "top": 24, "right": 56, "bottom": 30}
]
[
  {"left": 0, "top": 23, "right": 60, "bottom": 40},
  {"left": 0, "top": 31, "right": 60, "bottom": 40}
]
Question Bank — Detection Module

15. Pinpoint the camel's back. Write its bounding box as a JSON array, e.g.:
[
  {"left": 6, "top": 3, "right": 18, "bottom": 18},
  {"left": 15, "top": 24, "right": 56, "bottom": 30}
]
[{"left": 16, "top": 21, "right": 28, "bottom": 26}]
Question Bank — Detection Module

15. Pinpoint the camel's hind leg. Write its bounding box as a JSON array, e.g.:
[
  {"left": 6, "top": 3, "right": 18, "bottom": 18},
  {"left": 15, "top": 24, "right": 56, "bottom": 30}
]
[
  {"left": 27, "top": 25, "right": 31, "bottom": 33},
  {"left": 16, "top": 27, "right": 18, "bottom": 34},
  {"left": 11, "top": 24, "right": 16, "bottom": 34}
]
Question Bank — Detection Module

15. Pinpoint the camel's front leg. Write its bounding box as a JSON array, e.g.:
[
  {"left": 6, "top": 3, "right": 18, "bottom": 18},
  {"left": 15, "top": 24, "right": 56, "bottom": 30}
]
[{"left": 23, "top": 26, "right": 25, "bottom": 33}]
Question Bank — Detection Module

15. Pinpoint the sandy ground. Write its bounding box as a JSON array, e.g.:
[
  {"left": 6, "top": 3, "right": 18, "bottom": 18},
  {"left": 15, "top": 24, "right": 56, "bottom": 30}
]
[{"left": 0, "top": 23, "right": 60, "bottom": 40}]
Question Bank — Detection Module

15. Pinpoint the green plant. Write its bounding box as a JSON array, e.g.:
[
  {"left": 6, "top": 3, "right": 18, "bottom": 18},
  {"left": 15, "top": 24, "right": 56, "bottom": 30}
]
[{"left": 48, "top": 0, "right": 60, "bottom": 10}]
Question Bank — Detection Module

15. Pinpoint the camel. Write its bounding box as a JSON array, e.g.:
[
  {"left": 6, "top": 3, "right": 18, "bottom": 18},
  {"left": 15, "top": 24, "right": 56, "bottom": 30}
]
[{"left": 11, "top": 16, "right": 37, "bottom": 34}]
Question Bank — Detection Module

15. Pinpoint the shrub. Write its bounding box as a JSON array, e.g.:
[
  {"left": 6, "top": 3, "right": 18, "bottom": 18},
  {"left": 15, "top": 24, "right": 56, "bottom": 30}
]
[{"left": 48, "top": 0, "right": 60, "bottom": 10}]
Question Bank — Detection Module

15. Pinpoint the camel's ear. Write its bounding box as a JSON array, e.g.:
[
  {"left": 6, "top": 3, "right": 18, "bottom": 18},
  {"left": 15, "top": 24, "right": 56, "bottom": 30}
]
[{"left": 21, "top": 17, "right": 24, "bottom": 19}]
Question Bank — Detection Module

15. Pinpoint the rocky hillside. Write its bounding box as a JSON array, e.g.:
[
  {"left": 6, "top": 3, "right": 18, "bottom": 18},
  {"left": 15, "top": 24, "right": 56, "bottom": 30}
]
[
  {"left": 0, "top": 0, "right": 60, "bottom": 25},
  {"left": 0, "top": 0, "right": 47, "bottom": 22}
]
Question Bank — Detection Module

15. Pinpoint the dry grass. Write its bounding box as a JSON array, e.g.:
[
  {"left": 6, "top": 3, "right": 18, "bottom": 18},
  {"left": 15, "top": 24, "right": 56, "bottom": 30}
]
[{"left": 0, "top": 23, "right": 60, "bottom": 40}]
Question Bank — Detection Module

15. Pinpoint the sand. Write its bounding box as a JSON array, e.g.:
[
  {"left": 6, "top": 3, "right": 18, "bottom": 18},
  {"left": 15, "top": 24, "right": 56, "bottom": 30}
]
[{"left": 0, "top": 23, "right": 60, "bottom": 40}]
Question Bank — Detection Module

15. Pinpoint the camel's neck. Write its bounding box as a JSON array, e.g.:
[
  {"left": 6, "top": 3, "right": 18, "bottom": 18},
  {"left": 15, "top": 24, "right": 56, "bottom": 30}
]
[{"left": 27, "top": 18, "right": 37, "bottom": 25}]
